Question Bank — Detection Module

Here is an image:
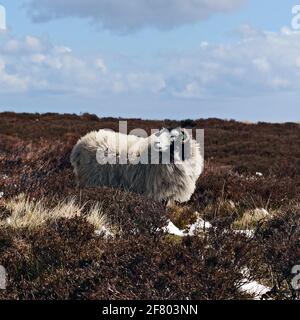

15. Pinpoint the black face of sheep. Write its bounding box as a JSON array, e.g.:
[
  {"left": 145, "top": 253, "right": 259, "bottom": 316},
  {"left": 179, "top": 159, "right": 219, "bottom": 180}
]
[{"left": 154, "top": 128, "right": 191, "bottom": 164}]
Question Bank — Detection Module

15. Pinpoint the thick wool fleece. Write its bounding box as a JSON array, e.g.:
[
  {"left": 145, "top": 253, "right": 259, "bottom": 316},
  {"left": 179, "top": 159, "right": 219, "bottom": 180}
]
[{"left": 70, "top": 129, "right": 203, "bottom": 203}]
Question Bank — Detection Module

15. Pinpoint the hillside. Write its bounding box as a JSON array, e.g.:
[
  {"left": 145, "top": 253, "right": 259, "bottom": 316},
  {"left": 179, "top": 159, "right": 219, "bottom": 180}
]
[{"left": 0, "top": 112, "right": 300, "bottom": 300}]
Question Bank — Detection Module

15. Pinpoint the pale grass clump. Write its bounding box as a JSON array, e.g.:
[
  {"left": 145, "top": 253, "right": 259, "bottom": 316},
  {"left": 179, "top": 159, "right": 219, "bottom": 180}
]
[
  {"left": 167, "top": 204, "right": 198, "bottom": 230},
  {"left": 1, "top": 194, "right": 114, "bottom": 237},
  {"left": 202, "top": 199, "right": 239, "bottom": 220},
  {"left": 233, "top": 208, "right": 272, "bottom": 230},
  {"left": 86, "top": 203, "right": 117, "bottom": 238}
]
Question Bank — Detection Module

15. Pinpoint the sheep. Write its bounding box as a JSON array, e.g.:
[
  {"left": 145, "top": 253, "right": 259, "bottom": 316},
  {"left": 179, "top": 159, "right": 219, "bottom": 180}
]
[{"left": 70, "top": 127, "right": 203, "bottom": 203}]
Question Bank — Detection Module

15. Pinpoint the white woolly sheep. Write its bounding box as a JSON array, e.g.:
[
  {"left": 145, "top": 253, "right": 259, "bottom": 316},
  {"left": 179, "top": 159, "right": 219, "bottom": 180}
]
[{"left": 70, "top": 128, "right": 203, "bottom": 203}]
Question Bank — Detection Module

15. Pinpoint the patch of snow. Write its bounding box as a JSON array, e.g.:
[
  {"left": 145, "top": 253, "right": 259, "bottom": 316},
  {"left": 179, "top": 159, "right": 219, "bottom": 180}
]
[
  {"left": 0, "top": 192, "right": 3, "bottom": 198},
  {"left": 256, "top": 172, "right": 263, "bottom": 177},
  {"left": 163, "top": 220, "right": 185, "bottom": 237},
  {"left": 187, "top": 214, "right": 212, "bottom": 236},
  {"left": 239, "top": 268, "right": 271, "bottom": 300},
  {"left": 240, "top": 280, "right": 270, "bottom": 300},
  {"left": 163, "top": 215, "right": 212, "bottom": 237},
  {"left": 234, "top": 229, "right": 254, "bottom": 238},
  {"left": 95, "top": 226, "right": 115, "bottom": 239}
]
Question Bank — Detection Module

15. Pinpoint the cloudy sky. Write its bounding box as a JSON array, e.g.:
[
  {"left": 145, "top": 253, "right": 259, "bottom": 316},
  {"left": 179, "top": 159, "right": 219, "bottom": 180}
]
[{"left": 0, "top": 0, "right": 300, "bottom": 121}]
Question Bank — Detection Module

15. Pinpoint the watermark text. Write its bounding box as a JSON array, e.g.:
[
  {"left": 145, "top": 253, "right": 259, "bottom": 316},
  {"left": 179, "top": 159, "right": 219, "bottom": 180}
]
[
  {"left": 291, "top": 265, "right": 300, "bottom": 290},
  {"left": 292, "top": 5, "right": 300, "bottom": 30},
  {"left": 0, "top": 4, "right": 6, "bottom": 31},
  {"left": 0, "top": 265, "right": 6, "bottom": 290}
]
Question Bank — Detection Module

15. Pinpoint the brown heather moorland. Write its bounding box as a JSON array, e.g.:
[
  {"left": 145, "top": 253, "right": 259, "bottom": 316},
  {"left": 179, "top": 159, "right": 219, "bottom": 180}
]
[{"left": 0, "top": 112, "right": 300, "bottom": 300}]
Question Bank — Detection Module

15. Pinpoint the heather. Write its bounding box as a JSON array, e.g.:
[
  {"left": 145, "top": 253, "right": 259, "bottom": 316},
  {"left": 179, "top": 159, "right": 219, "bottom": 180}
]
[{"left": 0, "top": 112, "right": 300, "bottom": 300}]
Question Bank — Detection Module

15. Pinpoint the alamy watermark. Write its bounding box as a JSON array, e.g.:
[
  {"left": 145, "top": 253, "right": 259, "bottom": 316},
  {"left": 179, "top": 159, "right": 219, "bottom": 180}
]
[
  {"left": 292, "top": 5, "right": 300, "bottom": 30},
  {"left": 291, "top": 265, "right": 300, "bottom": 290},
  {"left": 0, "top": 4, "right": 6, "bottom": 31},
  {"left": 95, "top": 121, "right": 204, "bottom": 169},
  {"left": 0, "top": 265, "right": 7, "bottom": 290}
]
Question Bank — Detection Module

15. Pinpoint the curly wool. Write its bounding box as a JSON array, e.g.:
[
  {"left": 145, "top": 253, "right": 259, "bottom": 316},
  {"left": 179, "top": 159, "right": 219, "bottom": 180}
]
[{"left": 70, "top": 129, "right": 203, "bottom": 203}]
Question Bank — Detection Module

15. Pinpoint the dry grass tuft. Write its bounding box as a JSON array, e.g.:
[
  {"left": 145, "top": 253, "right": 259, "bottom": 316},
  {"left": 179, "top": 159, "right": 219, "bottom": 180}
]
[
  {"left": 167, "top": 204, "right": 198, "bottom": 229},
  {"left": 233, "top": 208, "right": 272, "bottom": 230},
  {"left": 0, "top": 194, "right": 113, "bottom": 235}
]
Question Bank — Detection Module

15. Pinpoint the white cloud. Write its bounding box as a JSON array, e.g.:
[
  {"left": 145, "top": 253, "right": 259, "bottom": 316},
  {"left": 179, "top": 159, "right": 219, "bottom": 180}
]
[
  {"left": 126, "top": 73, "right": 166, "bottom": 93},
  {"left": 174, "top": 81, "right": 206, "bottom": 99},
  {"left": 0, "top": 57, "right": 28, "bottom": 93},
  {"left": 25, "top": 35, "right": 43, "bottom": 51},
  {"left": 95, "top": 58, "right": 107, "bottom": 74},
  {"left": 25, "top": 0, "right": 245, "bottom": 32},
  {"left": 1, "top": 26, "right": 300, "bottom": 100},
  {"left": 0, "top": 33, "right": 165, "bottom": 96},
  {"left": 164, "top": 26, "right": 300, "bottom": 98},
  {"left": 2, "top": 35, "right": 49, "bottom": 54},
  {"left": 252, "top": 58, "right": 270, "bottom": 73}
]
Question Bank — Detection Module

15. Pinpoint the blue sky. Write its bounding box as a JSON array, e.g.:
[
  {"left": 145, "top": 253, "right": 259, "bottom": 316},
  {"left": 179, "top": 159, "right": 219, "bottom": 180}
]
[{"left": 0, "top": 0, "right": 300, "bottom": 121}]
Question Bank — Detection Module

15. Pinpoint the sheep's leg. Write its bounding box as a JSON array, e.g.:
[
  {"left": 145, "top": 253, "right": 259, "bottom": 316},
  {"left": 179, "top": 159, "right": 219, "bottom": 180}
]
[
  {"left": 167, "top": 199, "right": 175, "bottom": 207},
  {"left": 162, "top": 199, "right": 174, "bottom": 207}
]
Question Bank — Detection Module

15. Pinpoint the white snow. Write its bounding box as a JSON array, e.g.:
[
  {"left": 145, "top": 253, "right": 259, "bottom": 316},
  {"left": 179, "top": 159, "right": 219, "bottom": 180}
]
[
  {"left": 163, "top": 220, "right": 186, "bottom": 237},
  {"left": 240, "top": 280, "right": 270, "bottom": 300},
  {"left": 256, "top": 172, "right": 263, "bottom": 177},
  {"left": 187, "top": 215, "right": 212, "bottom": 236},
  {"left": 163, "top": 214, "right": 212, "bottom": 237},
  {"left": 239, "top": 268, "right": 271, "bottom": 299},
  {"left": 163, "top": 213, "right": 271, "bottom": 300},
  {"left": 234, "top": 229, "right": 254, "bottom": 238},
  {"left": 0, "top": 192, "right": 3, "bottom": 198}
]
